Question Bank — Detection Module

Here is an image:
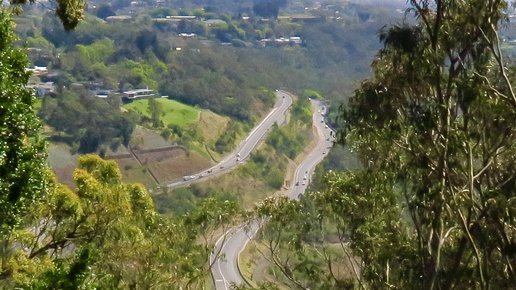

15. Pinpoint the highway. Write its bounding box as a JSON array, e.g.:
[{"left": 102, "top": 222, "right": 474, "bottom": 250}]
[
  {"left": 166, "top": 90, "right": 292, "bottom": 189},
  {"left": 211, "top": 99, "right": 335, "bottom": 290}
]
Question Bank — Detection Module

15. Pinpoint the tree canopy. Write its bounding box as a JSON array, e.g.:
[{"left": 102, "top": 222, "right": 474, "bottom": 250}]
[
  {"left": 0, "top": 2, "right": 243, "bottom": 288},
  {"left": 0, "top": 2, "right": 51, "bottom": 239},
  {"left": 246, "top": 0, "right": 516, "bottom": 288}
]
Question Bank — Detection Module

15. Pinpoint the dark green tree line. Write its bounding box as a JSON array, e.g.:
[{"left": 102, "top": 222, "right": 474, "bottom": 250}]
[{"left": 39, "top": 88, "right": 137, "bottom": 153}]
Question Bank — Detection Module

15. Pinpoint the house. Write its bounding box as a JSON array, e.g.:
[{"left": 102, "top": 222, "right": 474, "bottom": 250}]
[
  {"left": 122, "top": 88, "right": 157, "bottom": 101},
  {"left": 25, "top": 66, "right": 48, "bottom": 75},
  {"left": 106, "top": 15, "right": 132, "bottom": 22},
  {"left": 28, "top": 82, "right": 55, "bottom": 96},
  {"left": 92, "top": 89, "right": 115, "bottom": 98},
  {"left": 289, "top": 36, "right": 302, "bottom": 44},
  {"left": 179, "top": 33, "right": 196, "bottom": 38}
]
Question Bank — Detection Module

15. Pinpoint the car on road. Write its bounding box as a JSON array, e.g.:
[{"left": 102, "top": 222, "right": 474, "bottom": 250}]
[
  {"left": 302, "top": 180, "right": 306, "bottom": 185},
  {"left": 323, "top": 151, "right": 326, "bottom": 155},
  {"left": 296, "top": 181, "right": 299, "bottom": 186},
  {"left": 236, "top": 157, "right": 241, "bottom": 161}
]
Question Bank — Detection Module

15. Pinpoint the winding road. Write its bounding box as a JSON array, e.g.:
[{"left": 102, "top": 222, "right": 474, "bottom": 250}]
[
  {"left": 166, "top": 90, "right": 292, "bottom": 189},
  {"left": 211, "top": 99, "right": 335, "bottom": 290}
]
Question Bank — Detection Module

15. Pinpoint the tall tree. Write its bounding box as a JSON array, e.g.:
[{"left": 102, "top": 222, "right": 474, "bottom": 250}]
[
  {"left": 0, "top": 3, "right": 52, "bottom": 263},
  {"left": 0, "top": 0, "right": 83, "bottom": 282},
  {"left": 247, "top": 0, "right": 516, "bottom": 289},
  {"left": 5, "top": 155, "right": 242, "bottom": 288},
  {"left": 335, "top": 0, "right": 516, "bottom": 288}
]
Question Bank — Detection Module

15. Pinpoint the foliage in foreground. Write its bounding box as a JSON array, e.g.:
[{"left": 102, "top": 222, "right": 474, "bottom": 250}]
[
  {"left": 2, "top": 155, "right": 242, "bottom": 289},
  {"left": 0, "top": 2, "right": 51, "bottom": 239},
  {"left": 0, "top": 4, "right": 242, "bottom": 287},
  {"left": 246, "top": 0, "right": 516, "bottom": 289}
]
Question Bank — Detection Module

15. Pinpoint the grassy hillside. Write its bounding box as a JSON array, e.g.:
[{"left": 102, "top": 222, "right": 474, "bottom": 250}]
[
  {"left": 123, "top": 98, "right": 201, "bottom": 127},
  {"left": 48, "top": 99, "right": 234, "bottom": 188}
]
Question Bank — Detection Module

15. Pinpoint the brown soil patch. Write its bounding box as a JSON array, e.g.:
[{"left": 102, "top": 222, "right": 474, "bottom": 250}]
[
  {"left": 130, "top": 126, "right": 171, "bottom": 150},
  {"left": 113, "top": 156, "right": 156, "bottom": 188},
  {"left": 197, "top": 111, "right": 229, "bottom": 141},
  {"left": 142, "top": 149, "right": 213, "bottom": 184}
]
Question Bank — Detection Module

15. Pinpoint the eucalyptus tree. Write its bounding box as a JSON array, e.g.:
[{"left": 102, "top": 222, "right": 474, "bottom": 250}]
[
  {"left": 0, "top": 0, "right": 84, "bottom": 276},
  {"left": 5, "top": 155, "right": 242, "bottom": 289},
  {"left": 333, "top": 0, "right": 516, "bottom": 288},
  {"left": 247, "top": 0, "right": 516, "bottom": 289}
]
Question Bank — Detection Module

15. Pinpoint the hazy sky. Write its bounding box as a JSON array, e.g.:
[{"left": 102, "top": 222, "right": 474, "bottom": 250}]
[{"left": 349, "top": 0, "right": 405, "bottom": 2}]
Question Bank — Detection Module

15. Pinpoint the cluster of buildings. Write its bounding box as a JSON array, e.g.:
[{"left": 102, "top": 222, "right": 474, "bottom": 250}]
[
  {"left": 259, "top": 36, "right": 303, "bottom": 46},
  {"left": 25, "top": 66, "right": 159, "bottom": 101},
  {"left": 25, "top": 66, "right": 56, "bottom": 96}
]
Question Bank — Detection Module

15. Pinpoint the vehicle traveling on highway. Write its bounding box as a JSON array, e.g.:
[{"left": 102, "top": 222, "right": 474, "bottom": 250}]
[
  {"left": 183, "top": 175, "right": 195, "bottom": 181},
  {"left": 212, "top": 97, "right": 334, "bottom": 289}
]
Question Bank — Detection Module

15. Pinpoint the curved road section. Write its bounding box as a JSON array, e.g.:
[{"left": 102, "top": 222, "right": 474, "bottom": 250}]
[
  {"left": 211, "top": 99, "right": 335, "bottom": 290},
  {"left": 166, "top": 90, "right": 292, "bottom": 189}
]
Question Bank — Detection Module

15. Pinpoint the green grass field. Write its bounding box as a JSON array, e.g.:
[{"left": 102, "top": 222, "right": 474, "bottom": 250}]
[{"left": 123, "top": 98, "right": 201, "bottom": 127}]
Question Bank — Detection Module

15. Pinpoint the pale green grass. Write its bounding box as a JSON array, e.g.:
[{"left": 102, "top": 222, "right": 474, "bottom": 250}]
[
  {"left": 189, "top": 141, "right": 212, "bottom": 160},
  {"left": 33, "top": 97, "right": 42, "bottom": 112},
  {"left": 123, "top": 98, "right": 201, "bottom": 127}
]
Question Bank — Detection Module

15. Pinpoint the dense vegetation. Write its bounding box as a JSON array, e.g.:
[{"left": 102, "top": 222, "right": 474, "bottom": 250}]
[
  {"left": 18, "top": 0, "right": 395, "bottom": 100},
  {"left": 1, "top": 2, "right": 244, "bottom": 289},
  {"left": 39, "top": 86, "right": 137, "bottom": 153},
  {"left": 266, "top": 92, "right": 312, "bottom": 159},
  {"left": 245, "top": 0, "right": 516, "bottom": 289},
  {"left": 11, "top": 0, "right": 516, "bottom": 289},
  {"left": 156, "top": 91, "right": 314, "bottom": 217},
  {"left": 15, "top": 0, "right": 395, "bottom": 185}
]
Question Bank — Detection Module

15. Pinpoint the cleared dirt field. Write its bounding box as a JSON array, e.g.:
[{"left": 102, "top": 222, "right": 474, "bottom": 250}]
[
  {"left": 47, "top": 144, "right": 78, "bottom": 188},
  {"left": 112, "top": 156, "right": 155, "bottom": 187},
  {"left": 133, "top": 147, "right": 213, "bottom": 184},
  {"left": 130, "top": 126, "right": 172, "bottom": 150},
  {"left": 49, "top": 142, "right": 214, "bottom": 188}
]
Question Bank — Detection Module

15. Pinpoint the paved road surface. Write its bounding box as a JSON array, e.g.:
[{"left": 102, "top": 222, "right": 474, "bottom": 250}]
[
  {"left": 166, "top": 90, "right": 292, "bottom": 189},
  {"left": 211, "top": 99, "right": 335, "bottom": 290}
]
